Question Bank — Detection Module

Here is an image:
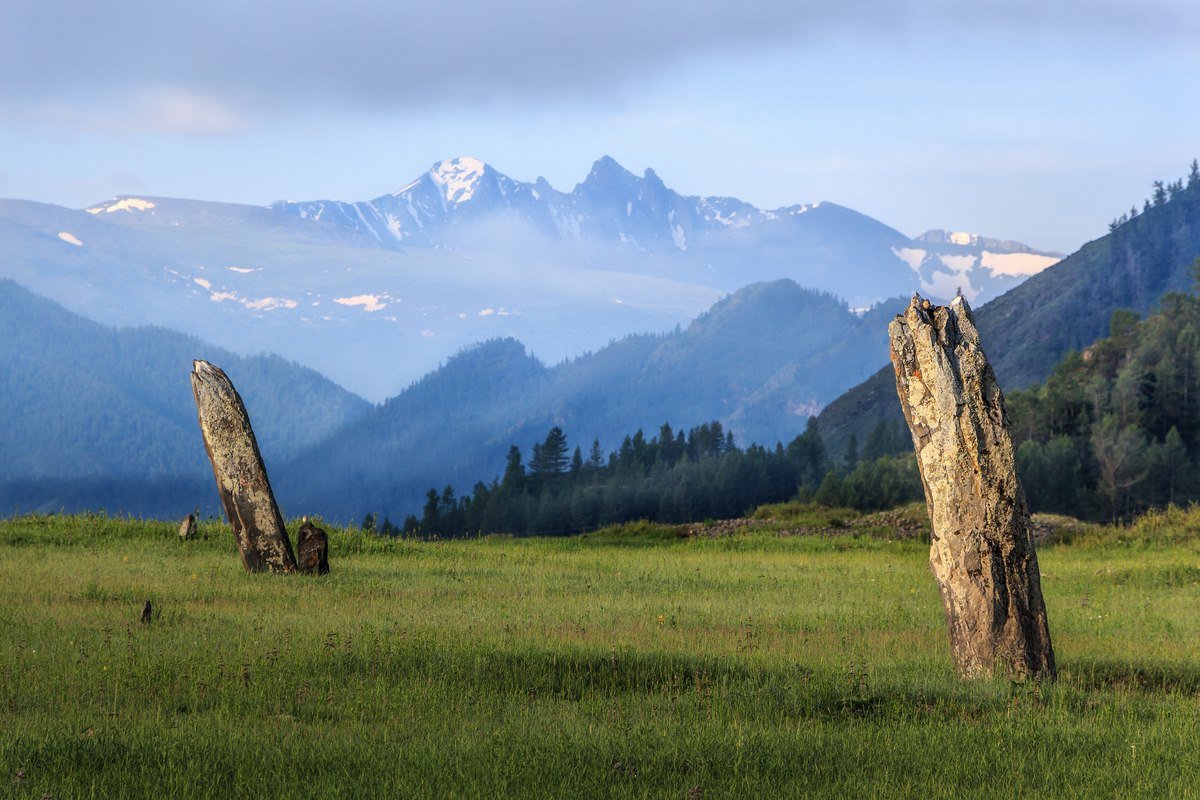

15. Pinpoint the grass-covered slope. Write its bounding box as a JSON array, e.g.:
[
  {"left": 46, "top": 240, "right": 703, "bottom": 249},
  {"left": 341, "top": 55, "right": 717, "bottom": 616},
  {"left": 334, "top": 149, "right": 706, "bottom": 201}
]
[{"left": 1, "top": 511, "right": 1198, "bottom": 798}]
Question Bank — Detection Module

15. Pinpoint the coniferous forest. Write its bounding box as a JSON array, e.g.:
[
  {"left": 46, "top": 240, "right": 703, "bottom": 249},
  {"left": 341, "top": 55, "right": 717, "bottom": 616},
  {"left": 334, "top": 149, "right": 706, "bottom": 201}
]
[
  {"left": 394, "top": 419, "right": 920, "bottom": 537},
  {"left": 1008, "top": 265, "right": 1200, "bottom": 521}
]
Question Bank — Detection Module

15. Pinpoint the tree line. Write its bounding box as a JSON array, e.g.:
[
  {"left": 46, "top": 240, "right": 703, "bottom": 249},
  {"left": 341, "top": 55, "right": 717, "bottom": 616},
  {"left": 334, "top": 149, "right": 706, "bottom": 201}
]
[
  {"left": 1109, "top": 159, "right": 1200, "bottom": 233},
  {"left": 370, "top": 418, "right": 921, "bottom": 538}
]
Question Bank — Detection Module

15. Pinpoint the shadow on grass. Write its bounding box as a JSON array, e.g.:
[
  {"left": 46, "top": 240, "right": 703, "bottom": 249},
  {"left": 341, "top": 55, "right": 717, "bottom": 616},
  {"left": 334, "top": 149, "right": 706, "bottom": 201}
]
[{"left": 1063, "top": 659, "right": 1200, "bottom": 694}]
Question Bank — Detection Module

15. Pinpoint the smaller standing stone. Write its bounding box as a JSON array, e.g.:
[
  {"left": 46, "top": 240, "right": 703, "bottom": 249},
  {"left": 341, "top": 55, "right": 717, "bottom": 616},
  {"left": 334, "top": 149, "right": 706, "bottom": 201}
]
[
  {"left": 140, "top": 600, "right": 153, "bottom": 624},
  {"left": 178, "top": 513, "right": 197, "bottom": 541},
  {"left": 296, "top": 519, "right": 330, "bottom": 576}
]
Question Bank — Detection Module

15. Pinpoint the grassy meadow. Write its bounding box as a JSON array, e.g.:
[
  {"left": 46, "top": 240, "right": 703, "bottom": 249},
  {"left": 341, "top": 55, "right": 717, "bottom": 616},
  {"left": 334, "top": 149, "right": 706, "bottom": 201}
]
[{"left": 1, "top": 505, "right": 1199, "bottom": 798}]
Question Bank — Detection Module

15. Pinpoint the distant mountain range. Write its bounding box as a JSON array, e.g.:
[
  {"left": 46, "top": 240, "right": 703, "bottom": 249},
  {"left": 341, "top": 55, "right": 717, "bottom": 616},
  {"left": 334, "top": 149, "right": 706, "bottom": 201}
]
[
  {"left": 271, "top": 155, "right": 1059, "bottom": 306},
  {"left": 0, "top": 156, "right": 1058, "bottom": 400}
]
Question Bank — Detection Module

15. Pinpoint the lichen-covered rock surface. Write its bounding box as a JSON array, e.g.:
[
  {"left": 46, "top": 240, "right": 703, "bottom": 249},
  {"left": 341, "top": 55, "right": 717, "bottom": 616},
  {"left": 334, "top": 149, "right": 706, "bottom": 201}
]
[{"left": 889, "top": 295, "right": 1055, "bottom": 680}]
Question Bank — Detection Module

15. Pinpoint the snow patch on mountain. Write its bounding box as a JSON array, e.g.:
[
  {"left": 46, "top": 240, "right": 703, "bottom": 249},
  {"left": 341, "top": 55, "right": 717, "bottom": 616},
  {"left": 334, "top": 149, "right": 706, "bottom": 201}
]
[
  {"left": 57, "top": 232, "right": 83, "bottom": 246},
  {"left": 672, "top": 223, "right": 687, "bottom": 250},
  {"left": 980, "top": 251, "right": 1059, "bottom": 276},
  {"left": 335, "top": 294, "right": 389, "bottom": 312},
  {"left": 893, "top": 248, "right": 926, "bottom": 272},
  {"left": 669, "top": 210, "right": 687, "bottom": 251},
  {"left": 244, "top": 297, "right": 298, "bottom": 311},
  {"left": 87, "top": 198, "right": 156, "bottom": 214},
  {"left": 190, "top": 275, "right": 296, "bottom": 311},
  {"left": 938, "top": 254, "right": 977, "bottom": 273},
  {"left": 385, "top": 214, "right": 405, "bottom": 239}
]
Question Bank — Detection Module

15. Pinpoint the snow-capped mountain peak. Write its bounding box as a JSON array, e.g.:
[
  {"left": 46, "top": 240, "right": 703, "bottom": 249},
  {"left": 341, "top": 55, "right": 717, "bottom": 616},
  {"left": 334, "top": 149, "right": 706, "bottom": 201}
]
[
  {"left": 265, "top": 157, "right": 1060, "bottom": 307},
  {"left": 428, "top": 156, "right": 488, "bottom": 205}
]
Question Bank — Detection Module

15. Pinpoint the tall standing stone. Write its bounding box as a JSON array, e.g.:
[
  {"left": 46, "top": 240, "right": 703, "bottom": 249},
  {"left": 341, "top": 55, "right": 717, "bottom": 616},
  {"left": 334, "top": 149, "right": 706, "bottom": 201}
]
[
  {"left": 190, "top": 360, "right": 297, "bottom": 574},
  {"left": 888, "top": 295, "right": 1055, "bottom": 680}
]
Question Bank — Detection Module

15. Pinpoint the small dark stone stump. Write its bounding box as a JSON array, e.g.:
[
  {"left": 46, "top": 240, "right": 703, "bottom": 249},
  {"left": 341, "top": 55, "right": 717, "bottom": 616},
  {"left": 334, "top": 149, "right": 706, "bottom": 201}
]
[
  {"left": 178, "top": 513, "right": 197, "bottom": 541},
  {"left": 296, "top": 520, "right": 330, "bottom": 576}
]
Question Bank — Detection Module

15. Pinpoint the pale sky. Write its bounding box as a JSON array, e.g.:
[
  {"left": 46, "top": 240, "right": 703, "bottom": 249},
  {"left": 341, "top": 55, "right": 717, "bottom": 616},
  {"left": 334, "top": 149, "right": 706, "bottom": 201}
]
[{"left": 2, "top": 0, "right": 1198, "bottom": 253}]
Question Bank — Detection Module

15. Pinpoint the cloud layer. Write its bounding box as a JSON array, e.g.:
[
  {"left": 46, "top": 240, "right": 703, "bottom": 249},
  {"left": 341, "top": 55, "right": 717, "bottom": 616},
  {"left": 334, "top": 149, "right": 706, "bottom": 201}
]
[{"left": 3, "top": 0, "right": 1195, "bottom": 129}]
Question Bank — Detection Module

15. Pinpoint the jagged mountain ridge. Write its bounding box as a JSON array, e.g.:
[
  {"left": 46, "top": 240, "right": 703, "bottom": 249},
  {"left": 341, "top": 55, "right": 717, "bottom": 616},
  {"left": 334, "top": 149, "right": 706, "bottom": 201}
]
[
  {"left": 271, "top": 155, "right": 821, "bottom": 254},
  {"left": 267, "top": 155, "right": 1060, "bottom": 305}
]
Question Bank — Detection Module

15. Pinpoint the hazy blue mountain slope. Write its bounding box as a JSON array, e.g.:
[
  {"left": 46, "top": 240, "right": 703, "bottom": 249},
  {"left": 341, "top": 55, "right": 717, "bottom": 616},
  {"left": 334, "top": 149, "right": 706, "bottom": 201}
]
[
  {"left": 0, "top": 196, "right": 722, "bottom": 400},
  {"left": 817, "top": 177, "right": 1200, "bottom": 456},
  {"left": 277, "top": 338, "right": 552, "bottom": 518},
  {"left": 0, "top": 280, "right": 369, "bottom": 514},
  {"left": 280, "top": 281, "right": 903, "bottom": 522}
]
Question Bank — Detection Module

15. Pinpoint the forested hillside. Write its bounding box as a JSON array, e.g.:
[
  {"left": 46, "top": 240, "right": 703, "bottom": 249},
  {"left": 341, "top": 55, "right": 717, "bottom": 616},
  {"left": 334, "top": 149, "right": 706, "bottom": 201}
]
[
  {"left": 406, "top": 273, "right": 1200, "bottom": 534},
  {"left": 281, "top": 280, "right": 906, "bottom": 522},
  {"left": 818, "top": 162, "right": 1200, "bottom": 457},
  {"left": 0, "top": 280, "right": 370, "bottom": 516},
  {"left": 1008, "top": 283, "right": 1200, "bottom": 520}
]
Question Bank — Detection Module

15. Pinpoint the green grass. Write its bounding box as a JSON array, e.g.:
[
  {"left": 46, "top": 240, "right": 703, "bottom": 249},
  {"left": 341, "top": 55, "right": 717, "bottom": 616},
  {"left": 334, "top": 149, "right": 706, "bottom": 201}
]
[{"left": 2, "top": 512, "right": 1200, "bottom": 798}]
